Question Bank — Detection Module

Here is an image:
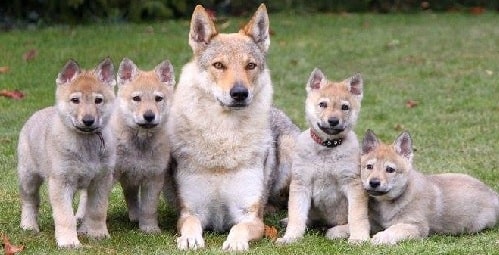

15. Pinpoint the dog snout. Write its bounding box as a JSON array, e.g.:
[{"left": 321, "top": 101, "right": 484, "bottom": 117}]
[
  {"left": 327, "top": 117, "right": 340, "bottom": 127},
  {"left": 369, "top": 178, "right": 381, "bottom": 188},
  {"left": 229, "top": 83, "right": 248, "bottom": 102},
  {"left": 82, "top": 114, "right": 95, "bottom": 127},
  {"left": 143, "top": 110, "right": 155, "bottom": 123}
]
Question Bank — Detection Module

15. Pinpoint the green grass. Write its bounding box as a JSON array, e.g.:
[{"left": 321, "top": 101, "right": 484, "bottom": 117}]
[{"left": 1, "top": 12, "right": 498, "bottom": 254}]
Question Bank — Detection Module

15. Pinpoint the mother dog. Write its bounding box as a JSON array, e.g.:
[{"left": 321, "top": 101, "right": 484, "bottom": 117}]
[{"left": 168, "top": 4, "right": 279, "bottom": 251}]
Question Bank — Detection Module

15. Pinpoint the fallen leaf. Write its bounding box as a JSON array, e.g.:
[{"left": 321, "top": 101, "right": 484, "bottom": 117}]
[
  {"left": 264, "top": 225, "right": 278, "bottom": 241},
  {"left": 485, "top": 70, "right": 493, "bottom": 76},
  {"left": 394, "top": 124, "right": 405, "bottom": 131},
  {"left": 2, "top": 234, "right": 25, "bottom": 255},
  {"left": 0, "top": 89, "right": 25, "bottom": 100},
  {"left": 0, "top": 66, "right": 9, "bottom": 74},
  {"left": 406, "top": 99, "right": 418, "bottom": 108},
  {"left": 23, "top": 49, "right": 38, "bottom": 62},
  {"left": 470, "top": 7, "right": 485, "bottom": 15}
]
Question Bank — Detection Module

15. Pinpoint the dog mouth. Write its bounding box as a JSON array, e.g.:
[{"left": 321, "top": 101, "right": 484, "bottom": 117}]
[
  {"left": 138, "top": 123, "right": 159, "bottom": 129},
  {"left": 75, "top": 126, "right": 99, "bottom": 133},
  {"left": 317, "top": 124, "right": 344, "bottom": 135},
  {"left": 366, "top": 189, "right": 389, "bottom": 197},
  {"left": 217, "top": 99, "right": 248, "bottom": 110}
]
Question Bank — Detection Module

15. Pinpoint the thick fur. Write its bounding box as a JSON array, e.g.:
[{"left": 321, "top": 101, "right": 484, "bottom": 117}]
[
  {"left": 277, "top": 68, "right": 370, "bottom": 244},
  {"left": 17, "top": 58, "right": 116, "bottom": 248},
  {"left": 168, "top": 4, "right": 282, "bottom": 251},
  {"left": 360, "top": 130, "right": 499, "bottom": 245},
  {"left": 112, "top": 58, "right": 175, "bottom": 233}
]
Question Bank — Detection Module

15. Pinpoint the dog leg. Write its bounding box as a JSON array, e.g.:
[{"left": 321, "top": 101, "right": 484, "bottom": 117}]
[
  {"left": 78, "top": 172, "right": 112, "bottom": 240},
  {"left": 222, "top": 217, "right": 264, "bottom": 251},
  {"left": 138, "top": 175, "right": 164, "bottom": 233},
  {"left": 177, "top": 213, "right": 205, "bottom": 250},
  {"left": 121, "top": 178, "right": 140, "bottom": 222},
  {"left": 19, "top": 173, "right": 42, "bottom": 232},
  {"left": 47, "top": 177, "right": 80, "bottom": 248},
  {"left": 326, "top": 224, "right": 350, "bottom": 240},
  {"left": 276, "top": 179, "right": 311, "bottom": 244},
  {"left": 371, "top": 223, "right": 423, "bottom": 245},
  {"left": 75, "top": 190, "right": 87, "bottom": 221},
  {"left": 345, "top": 180, "right": 370, "bottom": 243}
]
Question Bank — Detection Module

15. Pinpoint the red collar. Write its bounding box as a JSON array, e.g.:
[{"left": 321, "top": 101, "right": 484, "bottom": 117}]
[{"left": 310, "top": 129, "right": 343, "bottom": 148}]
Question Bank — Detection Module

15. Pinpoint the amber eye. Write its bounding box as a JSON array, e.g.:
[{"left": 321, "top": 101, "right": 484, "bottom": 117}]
[
  {"left": 95, "top": 98, "right": 103, "bottom": 104},
  {"left": 341, "top": 104, "right": 349, "bottom": 110},
  {"left": 319, "top": 101, "right": 327, "bottom": 108},
  {"left": 386, "top": 166, "right": 395, "bottom": 173},
  {"left": 132, "top": 96, "right": 141, "bottom": 102},
  {"left": 246, "top": 63, "right": 257, "bottom": 70},
  {"left": 213, "top": 62, "right": 225, "bottom": 70},
  {"left": 366, "top": 164, "right": 373, "bottom": 170},
  {"left": 70, "top": 98, "right": 80, "bottom": 104},
  {"left": 155, "top": 96, "right": 163, "bottom": 102}
]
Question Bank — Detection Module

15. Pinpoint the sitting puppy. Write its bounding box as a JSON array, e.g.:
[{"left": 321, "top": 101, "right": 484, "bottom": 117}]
[
  {"left": 360, "top": 129, "right": 499, "bottom": 245},
  {"left": 277, "top": 68, "right": 370, "bottom": 244}
]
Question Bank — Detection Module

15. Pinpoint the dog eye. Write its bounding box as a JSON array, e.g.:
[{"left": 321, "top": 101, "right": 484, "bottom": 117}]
[
  {"left": 341, "top": 104, "right": 349, "bottom": 110},
  {"left": 366, "top": 164, "right": 373, "bottom": 170},
  {"left": 386, "top": 166, "right": 395, "bottom": 173},
  {"left": 95, "top": 98, "right": 103, "bottom": 104},
  {"left": 70, "top": 98, "right": 80, "bottom": 104},
  {"left": 132, "top": 96, "right": 141, "bottom": 102},
  {"left": 319, "top": 102, "right": 327, "bottom": 108},
  {"left": 213, "top": 62, "right": 225, "bottom": 70},
  {"left": 246, "top": 63, "right": 257, "bottom": 70},
  {"left": 155, "top": 96, "right": 163, "bottom": 102}
]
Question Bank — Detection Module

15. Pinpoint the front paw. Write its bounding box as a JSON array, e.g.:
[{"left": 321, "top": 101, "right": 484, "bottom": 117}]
[
  {"left": 140, "top": 224, "right": 161, "bottom": 234},
  {"left": 177, "top": 234, "right": 205, "bottom": 250},
  {"left": 276, "top": 235, "right": 301, "bottom": 245},
  {"left": 78, "top": 225, "right": 110, "bottom": 240},
  {"left": 326, "top": 225, "right": 349, "bottom": 240},
  {"left": 222, "top": 237, "right": 249, "bottom": 251},
  {"left": 56, "top": 237, "right": 81, "bottom": 249},
  {"left": 371, "top": 231, "right": 398, "bottom": 245}
]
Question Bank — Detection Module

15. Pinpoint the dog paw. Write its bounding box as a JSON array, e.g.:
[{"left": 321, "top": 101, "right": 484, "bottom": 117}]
[
  {"left": 56, "top": 237, "right": 82, "bottom": 249},
  {"left": 326, "top": 226, "right": 349, "bottom": 240},
  {"left": 79, "top": 226, "right": 110, "bottom": 240},
  {"left": 20, "top": 222, "right": 40, "bottom": 233},
  {"left": 177, "top": 235, "right": 205, "bottom": 250},
  {"left": 222, "top": 238, "right": 249, "bottom": 251},
  {"left": 276, "top": 236, "right": 300, "bottom": 245},
  {"left": 371, "top": 231, "right": 398, "bottom": 245},
  {"left": 140, "top": 224, "right": 161, "bottom": 234}
]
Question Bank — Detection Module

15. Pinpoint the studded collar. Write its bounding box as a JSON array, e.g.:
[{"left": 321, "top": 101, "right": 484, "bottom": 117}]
[{"left": 310, "top": 129, "right": 343, "bottom": 148}]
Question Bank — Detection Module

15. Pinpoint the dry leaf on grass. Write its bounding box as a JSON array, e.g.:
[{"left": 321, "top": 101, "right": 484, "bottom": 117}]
[
  {"left": 264, "top": 225, "right": 278, "bottom": 241},
  {"left": 0, "top": 89, "right": 25, "bottom": 100},
  {"left": 2, "top": 234, "right": 25, "bottom": 255},
  {"left": 406, "top": 99, "right": 418, "bottom": 108},
  {"left": 23, "top": 49, "right": 38, "bottom": 62},
  {"left": 0, "top": 66, "right": 9, "bottom": 74}
]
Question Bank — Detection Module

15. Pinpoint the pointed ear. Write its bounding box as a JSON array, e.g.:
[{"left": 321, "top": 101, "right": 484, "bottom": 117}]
[
  {"left": 117, "top": 58, "right": 138, "bottom": 86},
  {"left": 241, "top": 4, "right": 270, "bottom": 53},
  {"left": 362, "top": 129, "right": 380, "bottom": 155},
  {"left": 95, "top": 57, "right": 116, "bottom": 87},
  {"left": 155, "top": 59, "right": 175, "bottom": 86},
  {"left": 306, "top": 68, "right": 326, "bottom": 92},
  {"left": 189, "top": 5, "right": 217, "bottom": 53},
  {"left": 393, "top": 131, "right": 413, "bottom": 162},
  {"left": 346, "top": 73, "right": 363, "bottom": 96},
  {"left": 56, "top": 59, "right": 81, "bottom": 86}
]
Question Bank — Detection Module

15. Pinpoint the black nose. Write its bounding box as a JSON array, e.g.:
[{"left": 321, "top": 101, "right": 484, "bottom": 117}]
[
  {"left": 82, "top": 115, "right": 95, "bottom": 126},
  {"left": 328, "top": 117, "right": 340, "bottom": 126},
  {"left": 143, "top": 110, "right": 155, "bottom": 123},
  {"left": 230, "top": 83, "right": 248, "bottom": 102},
  {"left": 369, "top": 178, "right": 381, "bottom": 188}
]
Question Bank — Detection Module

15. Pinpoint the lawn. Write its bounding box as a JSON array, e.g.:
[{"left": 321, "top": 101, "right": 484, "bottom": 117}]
[{"left": 1, "top": 11, "right": 498, "bottom": 255}]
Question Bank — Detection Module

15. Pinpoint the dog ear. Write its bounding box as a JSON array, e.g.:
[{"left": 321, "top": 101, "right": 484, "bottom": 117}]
[
  {"left": 241, "top": 4, "right": 270, "bottom": 53},
  {"left": 362, "top": 129, "right": 380, "bottom": 155},
  {"left": 393, "top": 131, "right": 413, "bottom": 162},
  {"left": 189, "top": 5, "right": 217, "bottom": 53},
  {"left": 117, "top": 58, "right": 138, "bottom": 86},
  {"left": 346, "top": 73, "right": 363, "bottom": 97},
  {"left": 155, "top": 59, "right": 175, "bottom": 86},
  {"left": 56, "top": 59, "right": 81, "bottom": 86},
  {"left": 306, "top": 68, "right": 326, "bottom": 92},
  {"left": 95, "top": 57, "right": 116, "bottom": 87}
]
